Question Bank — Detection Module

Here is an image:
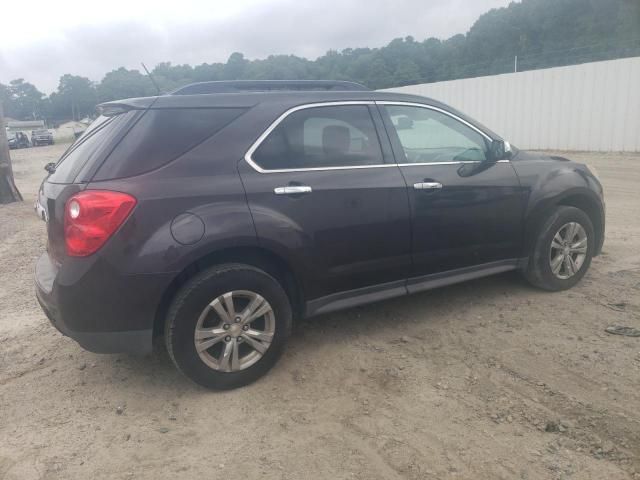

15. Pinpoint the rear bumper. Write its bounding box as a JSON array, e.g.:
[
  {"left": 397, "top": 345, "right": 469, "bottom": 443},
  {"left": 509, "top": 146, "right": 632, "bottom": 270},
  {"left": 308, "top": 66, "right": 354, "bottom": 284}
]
[
  {"left": 34, "top": 252, "right": 173, "bottom": 355},
  {"left": 36, "top": 288, "right": 152, "bottom": 354}
]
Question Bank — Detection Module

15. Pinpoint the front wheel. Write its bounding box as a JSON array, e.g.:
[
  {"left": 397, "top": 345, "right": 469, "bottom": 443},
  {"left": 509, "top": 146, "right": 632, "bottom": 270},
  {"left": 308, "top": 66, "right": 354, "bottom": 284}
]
[
  {"left": 523, "top": 206, "right": 594, "bottom": 291},
  {"left": 165, "top": 264, "right": 292, "bottom": 389}
]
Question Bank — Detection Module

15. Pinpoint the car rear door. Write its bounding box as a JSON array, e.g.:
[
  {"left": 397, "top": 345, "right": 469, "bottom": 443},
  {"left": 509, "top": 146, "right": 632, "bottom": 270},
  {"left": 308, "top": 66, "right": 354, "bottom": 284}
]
[
  {"left": 238, "top": 102, "right": 411, "bottom": 312},
  {"left": 377, "top": 102, "right": 524, "bottom": 286}
]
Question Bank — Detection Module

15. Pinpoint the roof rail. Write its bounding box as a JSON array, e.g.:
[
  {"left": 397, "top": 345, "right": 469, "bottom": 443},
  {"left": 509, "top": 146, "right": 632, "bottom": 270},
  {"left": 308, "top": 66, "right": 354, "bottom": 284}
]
[{"left": 170, "top": 80, "right": 370, "bottom": 95}]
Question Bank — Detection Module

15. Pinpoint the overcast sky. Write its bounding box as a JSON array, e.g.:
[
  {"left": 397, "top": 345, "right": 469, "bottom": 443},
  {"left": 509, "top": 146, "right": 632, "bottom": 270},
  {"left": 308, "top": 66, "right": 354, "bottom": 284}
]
[{"left": 1, "top": 0, "right": 512, "bottom": 93}]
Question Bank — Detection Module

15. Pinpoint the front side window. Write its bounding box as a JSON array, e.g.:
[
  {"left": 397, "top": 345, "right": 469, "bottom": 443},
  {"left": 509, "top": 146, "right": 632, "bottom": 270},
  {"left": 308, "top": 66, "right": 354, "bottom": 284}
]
[
  {"left": 384, "top": 105, "right": 488, "bottom": 164},
  {"left": 251, "top": 105, "right": 384, "bottom": 170}
]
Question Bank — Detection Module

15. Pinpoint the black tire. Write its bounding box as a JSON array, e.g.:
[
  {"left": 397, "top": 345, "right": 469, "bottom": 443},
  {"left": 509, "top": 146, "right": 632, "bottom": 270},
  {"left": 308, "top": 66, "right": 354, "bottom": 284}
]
[
  {"left": 165, "top": 263, "right": 292, "bottom": 389},
  {"left": 523, "top": 206, "right": 594, "bottom": 291}
]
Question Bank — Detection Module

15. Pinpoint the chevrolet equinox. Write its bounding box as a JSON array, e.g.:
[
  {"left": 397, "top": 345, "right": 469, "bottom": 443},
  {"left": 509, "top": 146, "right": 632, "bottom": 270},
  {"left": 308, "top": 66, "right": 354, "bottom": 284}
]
[{"left": 34, "top": 80, "right": 605, "bottom": 389}]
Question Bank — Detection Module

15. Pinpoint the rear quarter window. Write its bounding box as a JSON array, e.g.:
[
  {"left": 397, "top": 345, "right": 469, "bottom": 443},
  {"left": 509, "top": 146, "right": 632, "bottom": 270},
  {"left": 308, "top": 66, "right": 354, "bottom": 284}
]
[
  {"left": 48, "top": 113, "right": 137, "bottom": 184},
  {"left": 93, "top": 108, "right": 246, "bottom": 180}
]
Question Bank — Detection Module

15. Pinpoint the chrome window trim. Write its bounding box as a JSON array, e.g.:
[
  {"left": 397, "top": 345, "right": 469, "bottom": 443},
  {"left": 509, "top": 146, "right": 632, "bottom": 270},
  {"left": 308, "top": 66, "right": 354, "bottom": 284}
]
[
  {"left": 397, "top": 159, "right": 510, "bottom": 166},
  {"left": 244, "top": 101, "right": 391, "bottom": 174},
  {"left": 377, "top": 100, "right": 510, "bottom": 165},
  {"left": 244, "top": 100, "right": 508, "bottom": 174},
  {"left": 375, "top": 101, "right": 493, "bottom": 142}
]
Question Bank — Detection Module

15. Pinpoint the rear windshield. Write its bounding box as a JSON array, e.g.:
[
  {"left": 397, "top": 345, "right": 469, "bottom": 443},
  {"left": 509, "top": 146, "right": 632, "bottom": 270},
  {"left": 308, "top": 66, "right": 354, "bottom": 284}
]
[
  {"left": 48, "top": 113, "right": 137, "bottom": 184},
  {"left": 93, "top": 107, "right": 247, "bottom": 180}
]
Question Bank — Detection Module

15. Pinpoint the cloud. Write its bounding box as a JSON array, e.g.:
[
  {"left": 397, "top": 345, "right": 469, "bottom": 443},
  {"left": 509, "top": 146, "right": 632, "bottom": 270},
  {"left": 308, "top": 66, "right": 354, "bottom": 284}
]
[{"left": 0, "top": 0, "right": 512, "bottom": 93}]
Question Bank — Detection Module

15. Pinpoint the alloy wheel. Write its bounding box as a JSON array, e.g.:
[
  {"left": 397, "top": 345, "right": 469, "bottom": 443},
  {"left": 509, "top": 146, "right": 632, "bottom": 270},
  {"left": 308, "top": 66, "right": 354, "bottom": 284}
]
[
  {"left": 549, "top": 222, "right": 588, "bottom": 280},
  {"left": 194, "top": 290, "right": 275, "bottom": 372}
]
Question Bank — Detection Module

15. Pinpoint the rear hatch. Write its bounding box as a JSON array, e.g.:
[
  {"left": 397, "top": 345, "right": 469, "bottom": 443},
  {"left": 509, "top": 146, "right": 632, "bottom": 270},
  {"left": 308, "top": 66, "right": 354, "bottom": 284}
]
[
  {"left": 38, "top": 108, "right": 145, "bottom": 263},
  {"left": 38, "top": 95, "right": 249, "bottom": 263}
]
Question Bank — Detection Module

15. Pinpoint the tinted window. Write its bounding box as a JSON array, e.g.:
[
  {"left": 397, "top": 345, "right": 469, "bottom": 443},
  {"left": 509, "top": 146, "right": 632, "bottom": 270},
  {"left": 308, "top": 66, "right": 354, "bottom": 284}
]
[
  {"left": 48, "top": 113, "right": 136, "bottom": 184},
  {"left": 94, "top": 108, "right": 246, "bottom": 180},
  {"left": 251, "top": 105, "right": 384, "bottom": 170},
  {"left": 385, "top": 105, "right": 488, "bottom": 163}
]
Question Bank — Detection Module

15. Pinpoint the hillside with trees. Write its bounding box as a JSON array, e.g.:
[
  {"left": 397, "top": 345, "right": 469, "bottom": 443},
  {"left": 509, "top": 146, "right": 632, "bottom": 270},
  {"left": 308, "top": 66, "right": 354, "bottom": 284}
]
[{"left": 1, "top": 0, "right": 638, "bottom": 123}]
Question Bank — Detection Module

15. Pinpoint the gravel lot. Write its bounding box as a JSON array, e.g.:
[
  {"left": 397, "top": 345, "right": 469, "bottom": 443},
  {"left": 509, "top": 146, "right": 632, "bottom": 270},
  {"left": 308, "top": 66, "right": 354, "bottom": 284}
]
[{"left": 1, "top": 144, "right": 639, "bottom": 480}]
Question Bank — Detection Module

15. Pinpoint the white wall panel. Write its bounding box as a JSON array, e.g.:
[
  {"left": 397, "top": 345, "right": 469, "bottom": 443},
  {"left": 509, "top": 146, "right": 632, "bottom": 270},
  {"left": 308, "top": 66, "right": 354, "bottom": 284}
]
[{"left": 385, "top": 57, "right": 640, "bottom": 152}]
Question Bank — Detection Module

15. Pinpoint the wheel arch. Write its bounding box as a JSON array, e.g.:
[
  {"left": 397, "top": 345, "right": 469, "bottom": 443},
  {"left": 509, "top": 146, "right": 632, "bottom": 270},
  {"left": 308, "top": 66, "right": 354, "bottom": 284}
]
[
  {"left": 523, "top": 189, "right": 604, "bottom": 258},
  {"left": 152, "top": 245, "right": 303, "bottom": 337},
  {"left": 557, "top": 193, "right": 604, "bottom": 254}
]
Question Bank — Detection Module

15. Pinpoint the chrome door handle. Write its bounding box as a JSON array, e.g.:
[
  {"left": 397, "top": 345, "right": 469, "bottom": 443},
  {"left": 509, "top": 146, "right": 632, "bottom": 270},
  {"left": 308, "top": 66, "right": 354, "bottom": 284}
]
[
  {"left": 413, "top": 182, "right": 442, "bottom": 190},
  {"left": 274, "top": 185, "right": 312, "bottom": 195}
]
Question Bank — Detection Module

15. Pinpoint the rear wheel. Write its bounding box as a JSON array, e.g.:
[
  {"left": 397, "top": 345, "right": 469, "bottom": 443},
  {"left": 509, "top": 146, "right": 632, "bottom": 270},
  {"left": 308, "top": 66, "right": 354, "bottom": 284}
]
[
  {"left": 165, "top": 264, "right": 292, "bottom": 389},
  {"left": 523, "top": 206, "right": 594, "bottom": 291}
]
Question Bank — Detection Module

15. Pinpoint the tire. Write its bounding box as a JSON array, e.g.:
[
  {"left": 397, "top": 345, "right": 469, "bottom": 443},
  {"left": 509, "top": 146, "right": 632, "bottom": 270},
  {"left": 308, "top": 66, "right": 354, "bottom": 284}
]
[
  {"left": 165, "top": 263, "right": 292, "bottom": 389},
  {"left": 523, "top": 206, "right": 594, "bottom": 291}
]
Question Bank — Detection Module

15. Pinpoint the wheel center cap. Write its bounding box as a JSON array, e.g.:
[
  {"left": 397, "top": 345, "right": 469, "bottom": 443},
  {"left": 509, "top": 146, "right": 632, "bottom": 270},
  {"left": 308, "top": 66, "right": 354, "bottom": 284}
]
[
  {"left": 563, "top": 246, "right": 570, "bottom": 255},
  {"left": 229, "top": 324, "right": 242, "bottom": 336}
]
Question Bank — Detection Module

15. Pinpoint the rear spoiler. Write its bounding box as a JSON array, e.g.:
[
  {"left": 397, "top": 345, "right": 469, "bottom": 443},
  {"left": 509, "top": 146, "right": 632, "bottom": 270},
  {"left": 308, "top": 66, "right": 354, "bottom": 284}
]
[
  {"left": 98, "top": 94, "right": 259, "bottom": 112},
  {"left": 97, "top": 96, "right": 159, "bottom": 116}
]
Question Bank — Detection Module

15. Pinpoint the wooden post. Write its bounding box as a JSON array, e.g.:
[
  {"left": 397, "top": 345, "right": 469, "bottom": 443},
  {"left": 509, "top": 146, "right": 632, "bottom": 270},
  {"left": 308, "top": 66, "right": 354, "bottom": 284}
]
[{"left": 0, "top": 102, "right": 23, "bottom": 204}]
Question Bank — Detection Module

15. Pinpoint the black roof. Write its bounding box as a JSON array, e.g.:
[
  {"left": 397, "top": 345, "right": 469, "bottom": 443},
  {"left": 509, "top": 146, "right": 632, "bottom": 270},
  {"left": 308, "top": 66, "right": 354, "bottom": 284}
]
[
  {"left": 99, "top": 89, "right": 443, "bottom": 111},
  {"left": 170, "top": 80, "right": 370, "bottom": 95},
  {"left": 97, "top": 80, "right": 501, "bottom": 139}
]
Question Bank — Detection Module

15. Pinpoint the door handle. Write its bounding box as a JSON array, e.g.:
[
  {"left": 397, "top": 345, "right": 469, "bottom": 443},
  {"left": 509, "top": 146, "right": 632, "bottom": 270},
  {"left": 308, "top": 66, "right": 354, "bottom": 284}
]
[
  {"left": 413, "top": 182, "right": 443, "bottom": 190},
  {"left": 274, "top": 185, "right": 312, "bottom": 195}
]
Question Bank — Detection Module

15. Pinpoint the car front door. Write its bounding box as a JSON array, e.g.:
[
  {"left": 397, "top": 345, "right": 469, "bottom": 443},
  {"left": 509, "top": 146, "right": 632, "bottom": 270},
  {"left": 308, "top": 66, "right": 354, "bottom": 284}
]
[
  {"left": 377, "top": 102, "right": 524, "bottom": 287},
  {"left": 238, "top": 102, "right": 412, "bottom": 314}
]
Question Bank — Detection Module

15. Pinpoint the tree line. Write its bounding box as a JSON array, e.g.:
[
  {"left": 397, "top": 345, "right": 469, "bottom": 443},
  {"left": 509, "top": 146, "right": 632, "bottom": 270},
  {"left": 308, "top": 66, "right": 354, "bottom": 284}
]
[{"left": 1, "top": 0, "right": 638, "bottom": 123}]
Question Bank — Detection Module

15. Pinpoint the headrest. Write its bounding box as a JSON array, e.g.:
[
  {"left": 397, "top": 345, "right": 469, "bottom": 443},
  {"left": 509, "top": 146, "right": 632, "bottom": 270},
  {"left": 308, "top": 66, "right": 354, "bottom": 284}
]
[{"left": 322, "top": 125, "right": 350, "bottom": 156}]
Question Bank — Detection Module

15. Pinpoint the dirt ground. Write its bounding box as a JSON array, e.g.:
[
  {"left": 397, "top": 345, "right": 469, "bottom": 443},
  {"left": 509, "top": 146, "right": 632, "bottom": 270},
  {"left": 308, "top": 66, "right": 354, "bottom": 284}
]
[{"left": 1, "top": 143, "right": 639, "bottom": 480}]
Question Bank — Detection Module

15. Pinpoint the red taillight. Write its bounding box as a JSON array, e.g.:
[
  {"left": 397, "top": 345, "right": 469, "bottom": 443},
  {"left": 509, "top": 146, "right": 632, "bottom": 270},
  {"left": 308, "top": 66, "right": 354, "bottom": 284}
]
[{"left": 64, "top": 190, "right": 137, "bottom": 257}]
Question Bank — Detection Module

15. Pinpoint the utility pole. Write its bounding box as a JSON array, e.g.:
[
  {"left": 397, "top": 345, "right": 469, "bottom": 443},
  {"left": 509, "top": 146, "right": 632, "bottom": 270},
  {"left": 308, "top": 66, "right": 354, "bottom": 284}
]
[
  {"left": 0, "top": 102, "right": 23, "bottom": 204},
  {"left": 514, "top": 55, "right": 518, "bottom": 73}
]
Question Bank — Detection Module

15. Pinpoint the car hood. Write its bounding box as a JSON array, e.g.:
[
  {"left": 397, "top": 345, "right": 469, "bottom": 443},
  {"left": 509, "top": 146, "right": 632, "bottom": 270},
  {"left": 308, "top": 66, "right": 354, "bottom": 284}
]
[{"left": 511, "top": 150, "right": 571, "bottom": 162}]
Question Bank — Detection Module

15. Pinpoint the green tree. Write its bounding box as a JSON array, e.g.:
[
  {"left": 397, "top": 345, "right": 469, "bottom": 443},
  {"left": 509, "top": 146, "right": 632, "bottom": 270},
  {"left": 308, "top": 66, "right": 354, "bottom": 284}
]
[
  {"left": 7, "top": 0, "right": 640, "bottom": 121},
  {"left": 50, "top": 74, "right": 97, "bottom": 121},
  {"left": 222, "top": 52, "right": 248, "bottom": 80},
  {"left": 0, "top": 79, "right": 45, "bottom": 120},
  {"left": 97, "top": 68, "right": 156, "bottom": 102}
]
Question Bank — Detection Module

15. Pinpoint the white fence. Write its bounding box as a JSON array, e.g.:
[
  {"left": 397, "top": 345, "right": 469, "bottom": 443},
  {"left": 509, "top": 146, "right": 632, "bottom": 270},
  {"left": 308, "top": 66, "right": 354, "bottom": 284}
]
[{"left": 386, "top": 56, "right": 640, "bottom": 152}]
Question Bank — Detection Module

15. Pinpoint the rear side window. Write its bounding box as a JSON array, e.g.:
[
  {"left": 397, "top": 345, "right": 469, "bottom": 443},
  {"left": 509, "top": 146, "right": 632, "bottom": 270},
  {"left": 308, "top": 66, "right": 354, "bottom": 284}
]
[
  {"left": 251, "top": 105, "right": 384, "bottom": 170},
  {"left": 93, "top": 108, "right": 246, "bottom": 180},
  {"left": 48, "top": 113, "right": 136, "bottom": 184}
]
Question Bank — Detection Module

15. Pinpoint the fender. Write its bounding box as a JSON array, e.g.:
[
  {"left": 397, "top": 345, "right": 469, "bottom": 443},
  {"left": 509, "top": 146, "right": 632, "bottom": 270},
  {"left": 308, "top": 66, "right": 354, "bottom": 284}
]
[
  {"left": 242, "top": 203, "right": 320, "bottom": 299},
  {"left": 511, "top": 155, "right": 605, "bottom": 258}
]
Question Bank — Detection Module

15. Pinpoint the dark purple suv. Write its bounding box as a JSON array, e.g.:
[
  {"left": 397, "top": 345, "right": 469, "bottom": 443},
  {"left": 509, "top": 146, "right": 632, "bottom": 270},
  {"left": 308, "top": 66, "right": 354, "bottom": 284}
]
[{"left": 35, "top": 80, "right": 605, "bottom": 389}]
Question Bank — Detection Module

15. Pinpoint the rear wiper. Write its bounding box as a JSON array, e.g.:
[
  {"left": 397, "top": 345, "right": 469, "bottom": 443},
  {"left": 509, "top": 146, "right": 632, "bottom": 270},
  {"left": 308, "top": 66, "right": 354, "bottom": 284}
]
[{"left": 44, "top": 163, "right": 57, "bottom": 174}]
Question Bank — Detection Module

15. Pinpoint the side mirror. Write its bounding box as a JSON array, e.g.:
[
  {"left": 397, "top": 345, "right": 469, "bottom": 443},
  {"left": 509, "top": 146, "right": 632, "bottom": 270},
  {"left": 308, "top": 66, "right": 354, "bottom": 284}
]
[
  {"left": 489, "top": 139, "right": 505, "bottom": 161},
  {"left": 488, "top": 139, "right": 512, "bottom": 161}
]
